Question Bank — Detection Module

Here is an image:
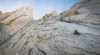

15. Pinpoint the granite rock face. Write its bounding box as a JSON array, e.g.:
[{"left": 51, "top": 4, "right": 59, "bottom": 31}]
[
  {"left": 0, "top": 6, "right": 33, "bottom": 34},
  {"left": 0, "top": 0, "right": 100, "bottom": 55},
  {"left": 62, "top": 0, "right": 100, "bottom": 25}
]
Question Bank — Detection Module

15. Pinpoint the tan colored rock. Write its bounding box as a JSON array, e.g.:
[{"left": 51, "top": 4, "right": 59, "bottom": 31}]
[
  {"left": 0, "top": 6, "right": 33, "bottom": 34},
  {"left": 1, "top": 6, "right": 33, "bottom": 25},
  {"left": 63, "top": 11, "right": 79, "bottom": 18},
  {"left": 51, "top": 10, "right": 58, "bottom": 16},
  {"left": 43, "top": 10, "right": 58, "bottom": 22},
  {"left": 0, "top": 12, "right": 13, "bottom": 21}
]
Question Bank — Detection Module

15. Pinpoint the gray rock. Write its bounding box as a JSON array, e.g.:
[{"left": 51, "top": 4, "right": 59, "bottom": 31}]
[{"left": 0, "top": 0, "right": 100, "bottom": 55}]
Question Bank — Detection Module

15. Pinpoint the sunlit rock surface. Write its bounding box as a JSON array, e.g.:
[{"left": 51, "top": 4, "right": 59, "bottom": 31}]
[
  {"left": 0, "top": 0, "right": 100, "bottom": 55},
  {"left": 0, "top": 6, "right": 33, "bottom": 34}
]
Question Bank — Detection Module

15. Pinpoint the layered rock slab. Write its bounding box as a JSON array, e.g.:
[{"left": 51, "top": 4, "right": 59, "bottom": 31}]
[
  {"left": 0, "top": 6, "right": 33, "bottom": 34},
  {"left": 0, "top": 6, "right": 34, "bottom": 55}
]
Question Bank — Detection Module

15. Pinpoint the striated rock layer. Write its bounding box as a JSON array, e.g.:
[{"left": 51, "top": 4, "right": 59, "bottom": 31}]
[
  {"left": 0, "top": 6, "right": 33, "bottom": 34},
  {"left": 0, "top": 0, "right": 100, "bottom": 55}
]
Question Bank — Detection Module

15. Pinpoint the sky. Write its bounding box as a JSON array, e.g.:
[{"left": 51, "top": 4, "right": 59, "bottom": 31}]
[{"left": 0, "top": 0, "right": 78, "bottom": 20}]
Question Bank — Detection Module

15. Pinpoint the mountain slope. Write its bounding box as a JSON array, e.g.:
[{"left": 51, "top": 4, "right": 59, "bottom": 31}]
[{"left": 0, "top": 0, "right": 100, "bottom": 55}]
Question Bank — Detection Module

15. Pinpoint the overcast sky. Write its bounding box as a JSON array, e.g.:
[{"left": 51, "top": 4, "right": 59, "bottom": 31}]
[{"left": 0, "top": 0, "right": 78, "bottom": 20}]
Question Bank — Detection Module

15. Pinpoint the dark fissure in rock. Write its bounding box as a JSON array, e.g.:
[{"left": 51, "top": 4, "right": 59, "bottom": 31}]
[{"left": 74, "top": 30, "right": 80, "bottom": 35}]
